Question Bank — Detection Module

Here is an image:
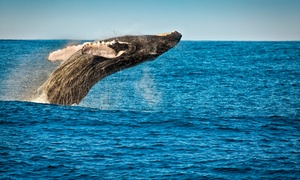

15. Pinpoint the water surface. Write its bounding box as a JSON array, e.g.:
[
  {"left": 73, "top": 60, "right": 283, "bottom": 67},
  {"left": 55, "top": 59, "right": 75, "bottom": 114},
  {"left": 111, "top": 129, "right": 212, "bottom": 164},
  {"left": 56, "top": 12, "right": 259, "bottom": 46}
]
[{"left": 0, "top": 40, "right": 299, "bottom": 179}]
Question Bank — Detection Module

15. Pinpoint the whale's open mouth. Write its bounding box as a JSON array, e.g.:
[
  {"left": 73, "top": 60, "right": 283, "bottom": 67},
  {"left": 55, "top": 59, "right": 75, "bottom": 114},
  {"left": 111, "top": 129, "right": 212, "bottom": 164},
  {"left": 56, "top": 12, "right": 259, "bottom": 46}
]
[{"left": 35, "top": 31, "right": 182, "bottom": 105}]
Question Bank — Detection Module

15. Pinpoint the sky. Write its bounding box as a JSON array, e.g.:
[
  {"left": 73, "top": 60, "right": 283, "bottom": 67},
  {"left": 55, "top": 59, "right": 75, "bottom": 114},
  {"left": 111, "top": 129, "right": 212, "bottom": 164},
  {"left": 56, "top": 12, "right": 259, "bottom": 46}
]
[{"left": 0, "top": 0, "right": 299, "bottom": 40}]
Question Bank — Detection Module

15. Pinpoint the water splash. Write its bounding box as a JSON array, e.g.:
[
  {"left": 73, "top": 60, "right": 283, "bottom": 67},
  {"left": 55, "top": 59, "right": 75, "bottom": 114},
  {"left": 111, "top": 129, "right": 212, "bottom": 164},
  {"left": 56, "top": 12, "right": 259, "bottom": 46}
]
[
  {"left": 0, "top": 43, "right": 60, "bottom": 102},
  {"left": 79, "top": 66, "right": 162, "bottom": 112},
  {"left": 135, "top": 67, "right": 162, "bottom": 109}
]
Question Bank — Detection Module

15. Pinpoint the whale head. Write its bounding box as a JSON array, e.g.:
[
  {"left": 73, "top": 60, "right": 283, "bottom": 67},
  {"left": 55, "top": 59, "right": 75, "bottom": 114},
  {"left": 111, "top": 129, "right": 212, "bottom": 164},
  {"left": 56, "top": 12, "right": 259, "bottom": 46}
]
[{"left": 40, "top": 31, "right": 182, "bottom": 105}]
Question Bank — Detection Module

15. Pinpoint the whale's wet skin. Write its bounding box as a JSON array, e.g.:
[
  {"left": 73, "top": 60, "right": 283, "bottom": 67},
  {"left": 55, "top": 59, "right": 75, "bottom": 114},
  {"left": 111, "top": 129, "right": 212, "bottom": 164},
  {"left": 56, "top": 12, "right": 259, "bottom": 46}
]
[{"left": 36, "top": 31, "right": 181, "bottom": 105}]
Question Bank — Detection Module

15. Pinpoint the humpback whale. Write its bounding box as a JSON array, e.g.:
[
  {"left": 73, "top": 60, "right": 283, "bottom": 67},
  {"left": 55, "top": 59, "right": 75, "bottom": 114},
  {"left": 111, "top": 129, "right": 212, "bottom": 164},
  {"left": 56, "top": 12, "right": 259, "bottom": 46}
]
[{"left": 38, "top": 31, "right": 182, "bottom": 105}]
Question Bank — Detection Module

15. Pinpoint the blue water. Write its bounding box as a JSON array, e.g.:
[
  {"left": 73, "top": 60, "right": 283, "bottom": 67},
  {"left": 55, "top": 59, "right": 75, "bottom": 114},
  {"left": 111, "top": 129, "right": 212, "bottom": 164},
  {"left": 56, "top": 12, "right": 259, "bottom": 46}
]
[{"left": 0, "top": 40, "right": 299, "bottom": 179}]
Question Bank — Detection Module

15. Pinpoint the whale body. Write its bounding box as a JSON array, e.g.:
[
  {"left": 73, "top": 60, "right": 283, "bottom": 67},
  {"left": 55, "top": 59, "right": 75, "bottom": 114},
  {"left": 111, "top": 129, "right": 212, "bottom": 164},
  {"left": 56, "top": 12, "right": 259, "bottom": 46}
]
[{"left": 38, "top": 31, "right": 182, "bottom": 105}]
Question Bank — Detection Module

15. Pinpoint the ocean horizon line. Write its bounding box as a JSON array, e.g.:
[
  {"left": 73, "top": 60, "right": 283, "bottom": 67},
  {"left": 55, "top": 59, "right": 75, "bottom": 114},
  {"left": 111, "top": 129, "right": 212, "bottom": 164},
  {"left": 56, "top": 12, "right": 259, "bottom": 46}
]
[{"left": 0, "top": 38, "right": 300, "bottom": 42}]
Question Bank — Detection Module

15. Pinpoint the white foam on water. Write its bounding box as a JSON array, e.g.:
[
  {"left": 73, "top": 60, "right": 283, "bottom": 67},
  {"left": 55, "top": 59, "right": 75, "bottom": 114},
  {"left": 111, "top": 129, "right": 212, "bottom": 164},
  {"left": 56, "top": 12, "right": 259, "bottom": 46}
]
[
  {"left": 0, "top": 51, "right": 59, "bottom": 102},
  {"left": 30, "top": 91, "right": 49, "bottom": 104}
]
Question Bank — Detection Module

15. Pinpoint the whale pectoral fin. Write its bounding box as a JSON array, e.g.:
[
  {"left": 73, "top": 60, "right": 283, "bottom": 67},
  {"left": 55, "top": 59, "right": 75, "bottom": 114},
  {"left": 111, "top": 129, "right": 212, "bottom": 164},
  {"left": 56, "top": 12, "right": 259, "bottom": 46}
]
[{"left": 48, "top": 43, "right": 89, "bottom": 61}]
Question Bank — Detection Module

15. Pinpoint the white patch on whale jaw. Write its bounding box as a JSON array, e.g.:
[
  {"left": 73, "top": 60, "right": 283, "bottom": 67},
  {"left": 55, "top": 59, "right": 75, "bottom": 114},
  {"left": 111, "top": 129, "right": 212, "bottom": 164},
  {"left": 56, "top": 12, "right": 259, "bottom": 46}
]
[{"left": 81, "top": 40, "right": 128, "bottom": 59}]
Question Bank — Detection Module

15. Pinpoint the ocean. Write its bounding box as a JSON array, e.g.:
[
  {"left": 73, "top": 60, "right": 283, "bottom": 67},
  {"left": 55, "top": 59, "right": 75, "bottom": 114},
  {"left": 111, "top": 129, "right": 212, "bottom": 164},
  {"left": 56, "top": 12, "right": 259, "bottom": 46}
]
[{"left": 0, "top": 40, "right": 299, "bottom": 179}]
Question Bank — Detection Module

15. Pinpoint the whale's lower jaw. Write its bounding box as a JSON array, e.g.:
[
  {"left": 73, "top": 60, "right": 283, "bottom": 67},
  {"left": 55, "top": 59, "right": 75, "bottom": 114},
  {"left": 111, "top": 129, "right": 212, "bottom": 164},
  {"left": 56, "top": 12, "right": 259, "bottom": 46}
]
[{"left": 39, "top": 31, "right": 182, "bottom": 105}]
